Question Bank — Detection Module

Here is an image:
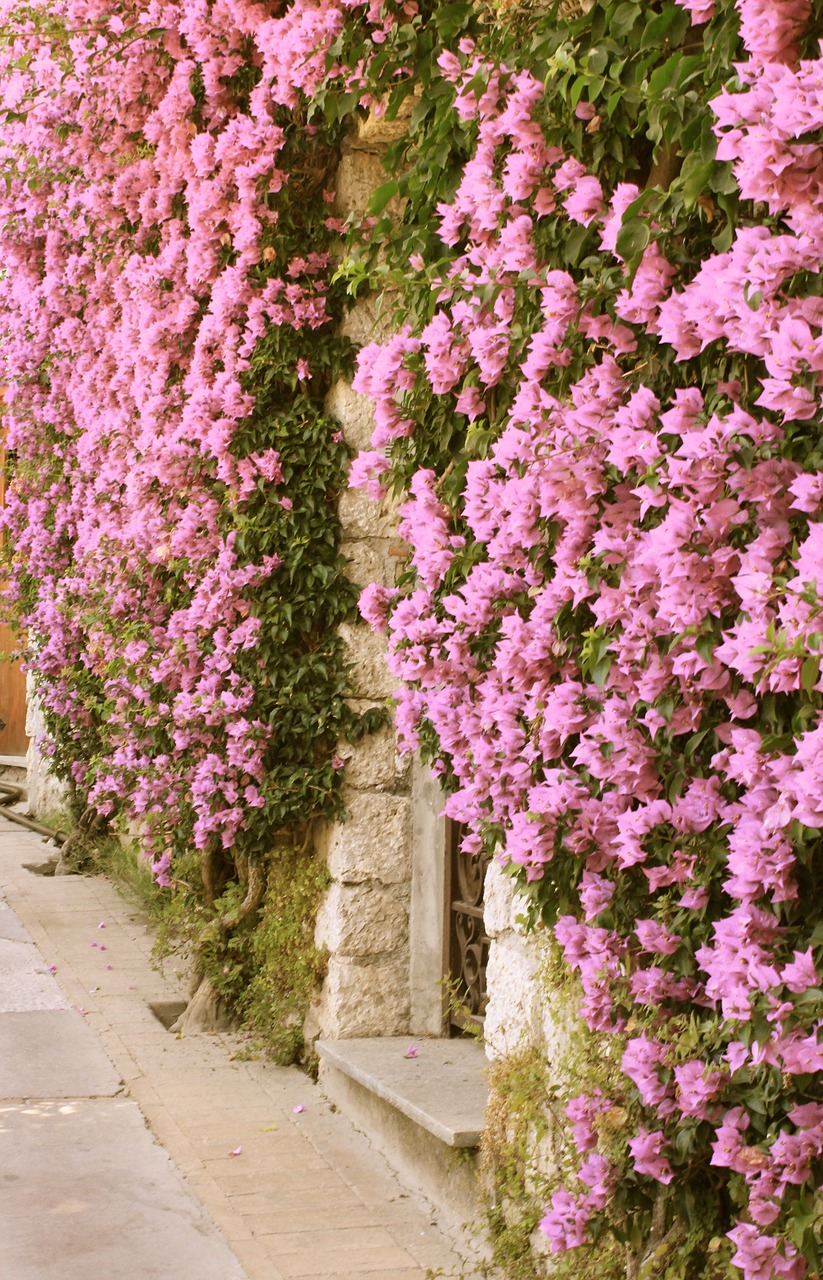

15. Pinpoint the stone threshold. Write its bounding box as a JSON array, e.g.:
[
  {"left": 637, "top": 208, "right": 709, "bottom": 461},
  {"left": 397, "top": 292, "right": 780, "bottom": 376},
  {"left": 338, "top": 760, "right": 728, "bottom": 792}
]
[{"left": 316, "top": 1035, "right": 488, "bottom": 1146}]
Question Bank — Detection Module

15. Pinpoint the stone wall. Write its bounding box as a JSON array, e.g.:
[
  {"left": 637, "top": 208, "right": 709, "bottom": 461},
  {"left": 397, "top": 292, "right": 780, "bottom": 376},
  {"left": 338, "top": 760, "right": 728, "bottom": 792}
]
[{"left": 310, "top": 111, "right": 560, "bottom": 1065}]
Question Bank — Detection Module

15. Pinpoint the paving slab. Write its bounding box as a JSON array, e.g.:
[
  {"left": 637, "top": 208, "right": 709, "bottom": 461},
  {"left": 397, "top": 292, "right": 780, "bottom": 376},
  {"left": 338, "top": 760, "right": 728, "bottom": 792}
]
[
  {"left": 0, "top": 1009, "right": 123, "bottom": 1098},
  {"left": 0, "top": 900, "right": 31, "bottom": 942},
  {"left": 0, "top": 1097, "right": 248, "bottom": 1280},
  {"left": 0, "top": 815, "right": 484, "bottom": 1280},
  {"left": 0, "top": 937, "right": 71, "bottom": 1011}
]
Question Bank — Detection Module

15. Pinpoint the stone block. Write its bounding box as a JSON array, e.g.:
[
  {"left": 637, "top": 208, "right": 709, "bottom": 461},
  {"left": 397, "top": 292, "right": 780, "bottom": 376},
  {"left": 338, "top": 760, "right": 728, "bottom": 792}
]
[
  {"left": 340, "top": 537, "right": 399, "bottom": 590},
  {"left": 484, "top": 857, "right": 530, "bottom": 937},
  {"left": 335, "top": 720, "right": 410, "bottom": 791},
  {"left": 316, "top": 882, "right": 409, "bottom": 958},
  {"left": 338, "top": 486, "right": 401, "bottom": 540},
  {"left": 315, "top": 953, "right": 411, "bottom": 1037},
  {"left": 25, "top": 684, "right": 69, "bottom": 818},
  {"left": 316, "top": 1036, "right": 488, "bottom": 1146},
  {"left": 338, "top": 293, "right": 398, "bottom": 346},
  {"left": 338, "top": 620, "right": 397, "bottom": 699},
  {"left": 325, "top": 377, "right": 375, "bottom": 452},
  {"left": 484, "top": 932, "right": 542, "bottom": 1060},
  {"left": 319, "top": 791, "right": 411, "bottom": 884},
  {"left": 335, "top": 151, "right": 400, "bottom": 220},
  {"left": 352, "top": 99, "right": 416, "bottom": 150}
]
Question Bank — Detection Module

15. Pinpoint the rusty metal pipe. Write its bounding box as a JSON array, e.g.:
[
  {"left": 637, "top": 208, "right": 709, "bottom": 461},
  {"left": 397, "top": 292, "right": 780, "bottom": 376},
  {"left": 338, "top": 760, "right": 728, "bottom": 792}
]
[{"left": 0, "top": 781, "right": 67, "bottom": 844}]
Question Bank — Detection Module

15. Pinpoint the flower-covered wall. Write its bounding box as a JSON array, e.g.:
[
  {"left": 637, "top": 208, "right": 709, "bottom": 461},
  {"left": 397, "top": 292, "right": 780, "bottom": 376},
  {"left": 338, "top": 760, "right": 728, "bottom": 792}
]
[{"left": 3, "top": 0, "right": 823, "bottom": 1276}]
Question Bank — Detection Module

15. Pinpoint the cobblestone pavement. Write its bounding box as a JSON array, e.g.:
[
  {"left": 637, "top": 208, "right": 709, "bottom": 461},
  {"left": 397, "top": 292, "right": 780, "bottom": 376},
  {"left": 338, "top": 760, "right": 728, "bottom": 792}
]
[{"left": 0, "top": 817, "right": 482, "bottom": 1279}]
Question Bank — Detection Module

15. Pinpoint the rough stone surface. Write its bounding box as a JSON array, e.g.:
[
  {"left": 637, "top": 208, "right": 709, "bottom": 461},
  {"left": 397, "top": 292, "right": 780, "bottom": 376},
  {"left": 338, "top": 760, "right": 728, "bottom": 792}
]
[
  {"left": 316, "top": 954, "right": 411, "bottom": 1037},
  {"left": 353, "top": 101, "right": 416, "bottom": 149},
  {"left": 484, "top": 932, "right": 543, "bottom": 1060},
  {"left": 340, "top": 538, "right": 399, "bottom": 590},
  {"left": 484, "top": 856, "right": 529, "bottom": 937},
  {"left": 338, "top": 487, "right": 401, "bottom": 539},
  {"left": 335, "top": 151, "right": 400, "bottom": 219},
  {"left": 314, "top": 144, "right": 416, "bottom": 1045},
  {"left": 316, "top": 882, "right": 409, "bottom": 957},
  {"left": 334, "top": 726, "right": 410, "bottom": 793},
  {"left": 483, "top": 861, "right": 545, "bottom": 1060},
  {"left": 317, "top": 791, "right": 411, "bottom": 884},
  {"left": 25, "top": 684, "right": 68, "bottom": 819},
  {"left": 338, "top": 293, "right": 397, "bottom": 346},
  {"left": 326, "top": 377, "right": 376, "bottom": 451},
  {"left": 339, "top": 622, "right": 399, "bottom": 699}
]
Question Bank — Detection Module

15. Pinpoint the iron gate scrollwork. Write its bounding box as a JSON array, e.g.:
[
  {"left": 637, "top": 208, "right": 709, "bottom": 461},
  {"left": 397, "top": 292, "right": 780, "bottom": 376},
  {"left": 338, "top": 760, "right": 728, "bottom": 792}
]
[{"left": 446, "top": 820, "right": 490, "bottom": 1035}]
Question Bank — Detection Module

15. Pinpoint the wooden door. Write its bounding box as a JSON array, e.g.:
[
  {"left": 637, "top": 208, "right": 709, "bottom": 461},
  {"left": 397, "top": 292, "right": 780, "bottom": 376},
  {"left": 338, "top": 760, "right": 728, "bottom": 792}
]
[{"left": 0, "top": 427, "right": 28, "bottom": 756}]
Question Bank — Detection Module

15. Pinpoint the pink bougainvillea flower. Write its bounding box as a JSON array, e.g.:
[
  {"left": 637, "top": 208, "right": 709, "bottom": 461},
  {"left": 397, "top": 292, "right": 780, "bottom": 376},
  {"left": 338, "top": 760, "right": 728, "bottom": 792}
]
[{"left": 628, "top": 1128, "right": 675, "bottom": 1184}]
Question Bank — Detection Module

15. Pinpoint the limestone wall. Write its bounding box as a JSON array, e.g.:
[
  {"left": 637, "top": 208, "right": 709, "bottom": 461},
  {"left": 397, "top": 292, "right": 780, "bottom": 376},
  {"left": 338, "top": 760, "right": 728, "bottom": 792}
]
[{"left": 25, "top": 678, "right": 69, "bottom": 818}]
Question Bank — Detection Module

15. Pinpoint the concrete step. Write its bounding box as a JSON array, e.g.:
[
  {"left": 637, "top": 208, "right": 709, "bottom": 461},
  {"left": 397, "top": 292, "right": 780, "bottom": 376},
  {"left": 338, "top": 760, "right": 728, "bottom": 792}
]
[{"left": 317, "top": 1036, "right": 489, "bottom": 1225}]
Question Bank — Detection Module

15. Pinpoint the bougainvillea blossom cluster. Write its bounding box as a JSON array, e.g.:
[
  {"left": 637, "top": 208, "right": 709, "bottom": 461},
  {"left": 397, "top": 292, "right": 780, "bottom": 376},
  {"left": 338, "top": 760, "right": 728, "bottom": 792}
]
[
  {"left": 0, "top": 0, "right": 403, "bottom": 871},
  {"left": 353, "top": 2, "right": 823, "bottom": 1274}
]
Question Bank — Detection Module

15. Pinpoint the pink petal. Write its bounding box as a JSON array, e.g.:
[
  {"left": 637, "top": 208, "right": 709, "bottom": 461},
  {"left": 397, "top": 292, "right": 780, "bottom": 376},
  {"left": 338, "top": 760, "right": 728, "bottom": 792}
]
[
  {"left": 404, "top": 1046, "right": 418, "bottom": 1059},
  {"left": 228, "top": 1146, "right": 242, "bottom": 1157},
  {"left": 293, "top": 1105, "right": 305, "bottom": 1114}
]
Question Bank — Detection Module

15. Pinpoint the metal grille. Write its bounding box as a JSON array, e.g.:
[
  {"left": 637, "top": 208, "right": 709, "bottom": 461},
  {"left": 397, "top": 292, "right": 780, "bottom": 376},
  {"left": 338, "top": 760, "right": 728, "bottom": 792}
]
[{"left": 446, "top": 821, "right": 490, "bottom": 1035}]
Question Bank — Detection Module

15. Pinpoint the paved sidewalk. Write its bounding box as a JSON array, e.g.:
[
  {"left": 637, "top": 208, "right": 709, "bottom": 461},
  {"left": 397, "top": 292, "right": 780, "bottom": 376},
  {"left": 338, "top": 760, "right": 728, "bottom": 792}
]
[{"left": 0, "top": 817, "right": 480, "bottom": 1279}]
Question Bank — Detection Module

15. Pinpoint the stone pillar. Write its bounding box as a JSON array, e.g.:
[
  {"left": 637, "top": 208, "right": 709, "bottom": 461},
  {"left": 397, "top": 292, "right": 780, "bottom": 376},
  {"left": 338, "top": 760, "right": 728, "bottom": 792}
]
[
  {"left": 308, "top": 113, "right": 414, "bottom": 1040},
  {"left": 483, "top": 860, "right": 545, "bottom": 1060},
  {"left": 25, "top": 677, "right": 68, "bottom": 818}
]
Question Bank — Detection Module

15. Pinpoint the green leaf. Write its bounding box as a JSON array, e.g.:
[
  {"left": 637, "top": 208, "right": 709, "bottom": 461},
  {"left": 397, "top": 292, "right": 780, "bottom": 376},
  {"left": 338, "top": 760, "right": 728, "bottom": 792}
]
[
  {"left": 563, "top": 223, "right": 591, "bottom": 266},
  {"left": 680, "top": 158, "right": 717, "bottom": 208},
  {"left": 611, "top": 2, "right": 641, "bottom": 38},
  {"left": 641, "top": 6, "right": 689, "bottom": 50},
  {"left": 367, "top": 180, "right": 399, "bottom": 217},
  {"left": 615, "top": 217, "right": 650, "bottom": 261},
  {"left": 801, "top": 656, "right": 819, "bottom": 696},
  {"left": 434, "top": 2, "right": 472, "bottom": 39}
]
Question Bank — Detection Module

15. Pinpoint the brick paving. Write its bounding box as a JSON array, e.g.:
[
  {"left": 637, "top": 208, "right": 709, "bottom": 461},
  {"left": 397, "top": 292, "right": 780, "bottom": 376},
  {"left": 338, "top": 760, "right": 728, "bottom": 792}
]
[{"left": 0, "top": 817, "right": 484, "bottom": 1279}]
